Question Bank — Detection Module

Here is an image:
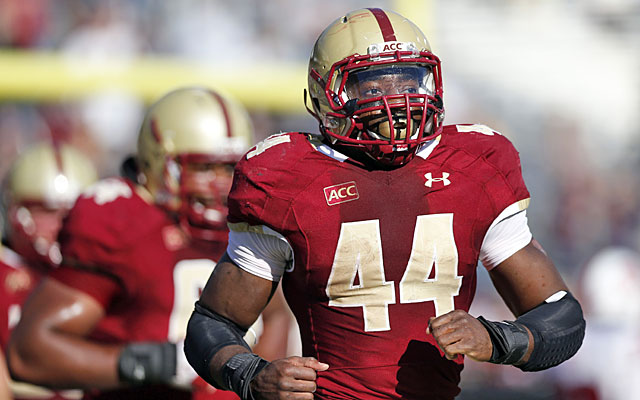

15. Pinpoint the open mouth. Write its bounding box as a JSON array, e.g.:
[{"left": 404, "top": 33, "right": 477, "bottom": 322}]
[{"left": 360, "top": 110, "right": 422, "bottom": 140}]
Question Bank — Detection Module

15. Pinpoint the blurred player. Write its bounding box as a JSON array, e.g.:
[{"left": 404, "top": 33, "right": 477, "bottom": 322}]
[
  {"left": 1, "top": 142, "right": 98, "bottom": 400},
  {"left": 184, "top": 8, "right": 585, "bottom": 400},
  {"left": 552, "top": 246, "right": 640, "bottom": 400},
  {"left": 7, "top": 87, "right": 292, "bottom": 400}
]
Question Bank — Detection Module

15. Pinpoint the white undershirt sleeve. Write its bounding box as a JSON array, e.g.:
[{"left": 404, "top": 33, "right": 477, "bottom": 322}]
[
  {"left": 479, "top": 210, "right": 532, "bottom": 270},
  {"left": 226, "top": 226, "right": 293, "bottom": 282}
]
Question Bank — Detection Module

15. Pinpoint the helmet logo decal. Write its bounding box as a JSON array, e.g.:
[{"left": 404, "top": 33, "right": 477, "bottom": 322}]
[
  {"left": 367, "top": 8, "right": 397, "bottom": 42},
  {"left": 424, "top": 172, "right": 451, "bottom": 188},
  {"left": 324, "top": 181, "right": 359, "bottom": 206},
  {"left": 369, "top": 41, "right": 415, "bottom": 54}
]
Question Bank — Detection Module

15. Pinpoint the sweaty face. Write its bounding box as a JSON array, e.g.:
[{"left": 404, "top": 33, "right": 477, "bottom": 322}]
[{"left": 345, "top": 65, "right": 432, "bottom": 141}]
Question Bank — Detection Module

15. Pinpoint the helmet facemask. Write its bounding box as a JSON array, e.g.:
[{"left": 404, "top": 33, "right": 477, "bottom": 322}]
[
  {"left": 153, "top": 153, "right": 235, "bottom": 242},
  {"left": 310, "top": 42, "right": 444, "bottom": 167},
  {"left": 6, "top": 201, "right": 66, "bottom": 269}
]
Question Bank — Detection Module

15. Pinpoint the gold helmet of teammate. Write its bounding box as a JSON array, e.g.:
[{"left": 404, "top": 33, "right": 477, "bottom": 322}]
[
  {"left": 306, "top": 8, "right": 444, "bottom": 167},
  {"left": 137, "top": 87, "right": 253, "bottom": 241},
  {"left": 3, "top": 142, "right": 98, "bottom": 268}
]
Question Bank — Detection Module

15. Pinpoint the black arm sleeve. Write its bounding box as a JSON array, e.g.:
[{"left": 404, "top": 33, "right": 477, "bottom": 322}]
[
  {"left": 184, "top": 301, "right": 251, "bottom": 387},
  {"left": 478, "top": 291, "right": 585, "bottom": 371},
  {"left": 516, "top": 291, "right": 586, "bottom": 371}
]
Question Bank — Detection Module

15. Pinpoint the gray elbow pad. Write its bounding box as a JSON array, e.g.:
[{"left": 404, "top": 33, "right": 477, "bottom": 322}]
[{"left": 516, "top": 291, "right": 586, "bottom": 371}]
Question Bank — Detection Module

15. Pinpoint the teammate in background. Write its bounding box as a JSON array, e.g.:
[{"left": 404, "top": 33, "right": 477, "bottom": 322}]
[
  {"left": 184, "top": 8, "right": 585, "bottom": 400},
  {"left": 1, "top": 142, "right": 98, "bottom": 400},
  {"left": 7, "top": 87, "right": 293, "bottom": 400},
  {"left": 552, "top": 247, "right": 640, "bottom": 400}
]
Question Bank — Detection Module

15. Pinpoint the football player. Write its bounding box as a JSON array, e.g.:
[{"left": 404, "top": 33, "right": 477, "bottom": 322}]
[
  {"left": 552, "top": 247, "right": 640, "bottom": 400},
  {"left": 184, "top": 8, "right": 585, "bottom": 400},
  {"left": 1, "top": 142, "right": 98, "bottom": 400},
  {"left": 7, "top": 87, "right": 293, "bottom": 400}
]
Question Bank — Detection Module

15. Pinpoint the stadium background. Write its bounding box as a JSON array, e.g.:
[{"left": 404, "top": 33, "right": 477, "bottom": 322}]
[{"left": 0, "top": 0, "right": 638, "bottom": 398}]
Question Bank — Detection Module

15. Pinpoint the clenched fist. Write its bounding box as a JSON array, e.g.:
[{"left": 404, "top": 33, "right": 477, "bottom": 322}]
[
  {"left": 250, "top": 356, "right": 329, "bottom": 400},
  {"left": 426, "top": 310, "right": 493, "bottom": 362}
]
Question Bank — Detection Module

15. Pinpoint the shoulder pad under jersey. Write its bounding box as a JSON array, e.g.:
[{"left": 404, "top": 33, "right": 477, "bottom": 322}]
[
  {"left": 61, "top": 177, "right": 168, "bottom": 252},
  {"left": 229, "top": 132, "right": 328, "bottom": 231}
]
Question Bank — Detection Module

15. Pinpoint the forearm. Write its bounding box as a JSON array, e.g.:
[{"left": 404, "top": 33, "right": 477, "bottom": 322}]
[
  {"left": 8, "top": 330, "right": 120, "bottom": 389},
  {"left": 252, "top": 287, "right": 293, "bottom": 361}
]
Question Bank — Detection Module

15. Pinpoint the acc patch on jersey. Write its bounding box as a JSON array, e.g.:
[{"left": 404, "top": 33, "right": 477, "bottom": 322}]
[{"left": 323, "top": 181, "right": 359, "bottom": 206}]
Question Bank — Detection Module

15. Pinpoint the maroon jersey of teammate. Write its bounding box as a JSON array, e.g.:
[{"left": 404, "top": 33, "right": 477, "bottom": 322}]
[
  {"left": 226, "top": 124, "right": 530, "bottom": 399},
  {"left": 49, "top": 177, "right": 228, "bottom": 400},
  {"left": 1, "top": 249, "right": 83, "bottom": 400},
  {"left": 0, "top": 248, "right": 38, "bottom": 351}
]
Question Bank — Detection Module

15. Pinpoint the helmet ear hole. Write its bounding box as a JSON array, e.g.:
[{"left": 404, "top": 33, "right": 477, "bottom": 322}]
[{"left": 120, "top": 155, "right": 142, "bottom": 183}]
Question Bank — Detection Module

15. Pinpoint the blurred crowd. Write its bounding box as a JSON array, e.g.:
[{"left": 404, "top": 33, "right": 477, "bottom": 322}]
[{"left": 0, "top": 0, "right": 639, "bottom": 399}]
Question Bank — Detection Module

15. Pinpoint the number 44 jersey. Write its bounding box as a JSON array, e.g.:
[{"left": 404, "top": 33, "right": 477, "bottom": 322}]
[{"left": 227, "top": 125, "right": 531, "bottom": 400}]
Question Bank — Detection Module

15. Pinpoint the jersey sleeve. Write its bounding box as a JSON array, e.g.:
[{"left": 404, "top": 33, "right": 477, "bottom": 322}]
[
  {"left": 452, "top": 125, "right": 533, "bottom": 268},
  {"left": 226, "top": 133, "right": 317, "bottom": 279},
  {"left": 482, "top": 132, "right": 531, "bottom": 220},
  {"left": 227, "top": 133, "right": 306, "bottom": 232}
]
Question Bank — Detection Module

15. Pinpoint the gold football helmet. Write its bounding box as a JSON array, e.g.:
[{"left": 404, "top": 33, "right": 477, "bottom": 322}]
[
  {"left": 137, "top": 87, "right": 253, "bottom": 241},
  {"left": 306, "top": 8, "right": 444, "bottom": 166},
  {"left": 3, "top": 142, "right": 98, "bottom": 268}
]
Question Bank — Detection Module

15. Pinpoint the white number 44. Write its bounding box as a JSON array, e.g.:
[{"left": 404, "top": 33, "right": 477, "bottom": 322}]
[{"left": 325, "top": 214, "right": 463, "bottom": 332}]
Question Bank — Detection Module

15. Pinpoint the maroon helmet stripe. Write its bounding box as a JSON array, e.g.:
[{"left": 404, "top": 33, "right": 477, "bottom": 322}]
[
  {"left": 50, "top": 135, "right": 65, "bottom": 174},
  {"left": 368, "top": 8, "right": 397, "bottom": 42},
  {"left": 150, "top": 118, "right": 162, "bottom": 142},
  {"left": 208, "top": 90, "right": 232, "bottom": 137}
]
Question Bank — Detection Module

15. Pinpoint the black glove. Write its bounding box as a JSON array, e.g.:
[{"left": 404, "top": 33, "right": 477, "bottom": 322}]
[{"left": 118, "top": 341, "right": 176, "bottom": 385}]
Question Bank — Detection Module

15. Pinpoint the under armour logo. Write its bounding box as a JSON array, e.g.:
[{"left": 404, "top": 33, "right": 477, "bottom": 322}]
[{"left": 424, "top": 172, "right": 451, "bottom": 188}]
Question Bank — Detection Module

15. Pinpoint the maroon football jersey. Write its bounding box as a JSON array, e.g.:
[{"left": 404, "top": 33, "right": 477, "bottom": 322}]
[
  {"left": 227, "top": 125, "right": 530, "bottom": 400},
  {"left": 0, "top": 247, "right": 38, "bottom": 350},
  {"left": 49, "top": 177, "right": 230, "bottom": 400},
  {"left": 1, "top": 249, "right": 86, "bottom": 400}
]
